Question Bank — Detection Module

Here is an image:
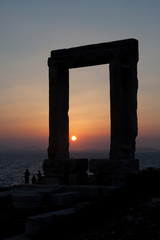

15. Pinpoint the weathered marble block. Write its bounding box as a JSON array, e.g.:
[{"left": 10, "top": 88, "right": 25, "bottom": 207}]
[
  {"left": 89, "top": 159, "right": 139, "bottom": 186},
  {"left": 43, "top": 158, "right": 88, "bottom": 185},
  {"left": 25, "top": 208, "right": 76, "bottom": 237},
  {"left": 89, "top": 159, "right": 139, "bottom": 173},
  {"left": 11, "top": 193, "right": 42, "bottom": 209},
  {"left": 43, "top": 158, "right": 88, "bottom": 173},
  {"left": 51, "top": 191, "right": 80, "bottom": 207}
]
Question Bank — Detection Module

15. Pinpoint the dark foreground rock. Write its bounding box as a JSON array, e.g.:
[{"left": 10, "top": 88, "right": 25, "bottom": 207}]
[
  {"left": 69, "top": 197, "right": 160, "bottom": 240},
  {"left": 1, "top": 168, "right": 160, "bottom": 240}
]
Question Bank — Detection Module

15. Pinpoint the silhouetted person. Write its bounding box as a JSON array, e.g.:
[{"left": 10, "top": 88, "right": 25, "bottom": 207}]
[
  {"left": 24, "top": 169, "right": 30, "bottom": 184},
  {"left": 36, "top": 170, "right": 42, "bottom": 182},
  {"left": 32, "top": 175, "right": 36, "bottom": 184}
]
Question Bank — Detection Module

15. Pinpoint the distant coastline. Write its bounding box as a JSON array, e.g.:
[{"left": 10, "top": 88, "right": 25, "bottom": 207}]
[{"left": 0, "top": 144, "right": 160, "bottom": 153}]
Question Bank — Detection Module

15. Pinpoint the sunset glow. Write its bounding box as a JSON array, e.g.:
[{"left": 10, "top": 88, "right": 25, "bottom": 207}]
[
  {"left": 0, "top": 1, "right": 160, "bottom": 150},
  {"left": 71, "top": 136, "right": 77, "bottom": 141}
]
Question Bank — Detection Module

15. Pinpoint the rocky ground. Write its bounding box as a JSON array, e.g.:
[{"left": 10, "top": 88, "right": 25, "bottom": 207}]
[
  {"left": 0, "top": 168, "right": 160, "bottom": 240},
  {"left": 69, "top": 168, "right": 160, "bottom": 240},
  {"left": 69, "top": 197, "right": 160, "bottom": 240}
]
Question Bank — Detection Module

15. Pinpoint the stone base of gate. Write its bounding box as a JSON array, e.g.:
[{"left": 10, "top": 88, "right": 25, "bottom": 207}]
[
  {"left": 88, "top": 159, "right": 139, "bottom": 186},
  {"left": 43, "top": 158, "right": 88, "bottom": 185}
]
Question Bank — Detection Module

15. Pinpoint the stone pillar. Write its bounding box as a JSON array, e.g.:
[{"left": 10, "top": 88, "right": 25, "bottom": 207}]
[
  {"left": 109, "top": 56, "right": 138, "bottom": 160},
  {"left": 48, "top": 65, "right": 69, "bottom": 160}
]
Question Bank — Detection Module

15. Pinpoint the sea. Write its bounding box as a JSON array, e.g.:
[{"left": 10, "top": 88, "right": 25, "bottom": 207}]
[{"left": 0, "top": 149, "right": 160, "bottom": 188}]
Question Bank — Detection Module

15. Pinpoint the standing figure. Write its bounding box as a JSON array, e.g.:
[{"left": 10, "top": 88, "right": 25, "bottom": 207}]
[
  {"left": 32, "top": 175, "right": 36, "bottom": 184},
  {"left": 24, "top": 169, "right": 30, "bottom": 184},
  {"left": 37, "top": 170, "right": 42, "bottom": 182}
]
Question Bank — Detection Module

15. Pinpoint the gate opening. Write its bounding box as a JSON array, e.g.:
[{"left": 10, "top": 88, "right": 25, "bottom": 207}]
[{"left": 69, "top": 65, "right": 110, "bottom": 153}]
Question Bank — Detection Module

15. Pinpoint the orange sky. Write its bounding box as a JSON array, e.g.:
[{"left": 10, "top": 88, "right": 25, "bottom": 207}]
[
  {"left": 1, "top": 64, "right": 160, "bottom": 150},
  {"left": 0, "top": 1, "right": 160, "bottom": 150}
]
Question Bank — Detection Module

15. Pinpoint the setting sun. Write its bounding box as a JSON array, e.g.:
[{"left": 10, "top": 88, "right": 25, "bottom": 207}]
[{"left": 71, "top": 136, "right": 77, "bottom": 141}]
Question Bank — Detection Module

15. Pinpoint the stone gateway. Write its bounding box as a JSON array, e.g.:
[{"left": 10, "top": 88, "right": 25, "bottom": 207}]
[{"left": 43, "top": 38, "right": 139, "bottom": 185}]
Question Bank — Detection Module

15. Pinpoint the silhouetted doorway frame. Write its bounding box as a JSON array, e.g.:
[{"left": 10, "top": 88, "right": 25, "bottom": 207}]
[{"left": 47, "top": 38, "right": 139, "bottom": 161}]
